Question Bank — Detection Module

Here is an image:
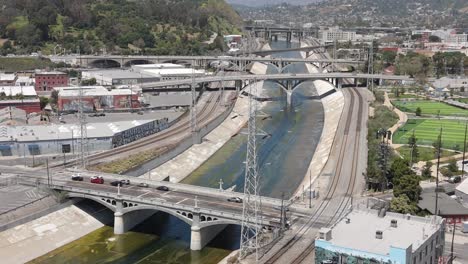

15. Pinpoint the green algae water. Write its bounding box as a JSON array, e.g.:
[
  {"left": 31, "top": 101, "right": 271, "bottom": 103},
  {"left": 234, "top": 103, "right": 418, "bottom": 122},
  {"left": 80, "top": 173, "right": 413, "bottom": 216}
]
[{"left": 30, "top": 40, "right": 325, "bottom": 264}]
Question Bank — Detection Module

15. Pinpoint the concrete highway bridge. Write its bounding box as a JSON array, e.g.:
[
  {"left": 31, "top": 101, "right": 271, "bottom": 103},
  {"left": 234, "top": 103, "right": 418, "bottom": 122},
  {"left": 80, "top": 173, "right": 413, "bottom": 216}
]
[
  {"left": 244, "top": 25, "right": 318, "bottom": 42},
  {"left": 17, "top": 170, "right": 311, "bottom": 251},
  {"left": 140, "top": 72, "right": 412, "bottom": 105},
  {"left": 72, "top": 55, "right": 364, "bottom": 70}
]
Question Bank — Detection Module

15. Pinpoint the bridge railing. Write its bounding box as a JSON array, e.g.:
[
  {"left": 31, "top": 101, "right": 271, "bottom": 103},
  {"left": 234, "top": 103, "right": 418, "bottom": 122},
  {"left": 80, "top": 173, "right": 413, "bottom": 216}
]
[
  {"left": 48, "top": 183, "right": 277, "bottom": 226},
  {"left": 66, "top": 169, "right": 284, "bottom": 206}
]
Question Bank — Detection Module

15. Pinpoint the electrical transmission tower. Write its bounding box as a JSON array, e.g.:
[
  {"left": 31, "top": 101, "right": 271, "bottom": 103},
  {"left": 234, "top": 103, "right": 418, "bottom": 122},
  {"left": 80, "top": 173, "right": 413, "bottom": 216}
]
[
  {"left": 78, "top": 86, "right": 89, "bottom": 168},
  {"left": 367, "top": 42, "right": 374, "bottom": 91},
  {"left": 239, "top": 80, "right": 262, "bottom": 262}
]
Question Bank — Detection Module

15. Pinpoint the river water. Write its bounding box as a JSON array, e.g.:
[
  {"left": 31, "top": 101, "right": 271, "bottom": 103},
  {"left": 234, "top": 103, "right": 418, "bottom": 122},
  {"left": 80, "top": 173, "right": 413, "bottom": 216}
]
[{"left": 30, "top": 40, "right": 325, "bottom": 264}]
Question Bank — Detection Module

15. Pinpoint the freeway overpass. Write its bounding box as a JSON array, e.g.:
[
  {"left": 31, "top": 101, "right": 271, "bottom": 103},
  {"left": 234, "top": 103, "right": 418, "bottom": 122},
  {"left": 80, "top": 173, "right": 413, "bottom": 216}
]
[
  {"left": 68, "top": 55, "right": 364, "bottom": 69},
  {"left": 140, "top": 72, "right": 412, "bottom": 91},
  {"left": 244, "top": 25, "right": 318, "bottom": 42},
  {"left": 16, "top": 169, "right": 312, "bottom": 251}
]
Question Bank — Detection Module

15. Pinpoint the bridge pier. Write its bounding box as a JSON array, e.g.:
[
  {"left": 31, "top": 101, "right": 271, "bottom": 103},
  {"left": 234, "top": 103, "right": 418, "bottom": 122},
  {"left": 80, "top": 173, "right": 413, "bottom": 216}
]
[
  {"left": 285, "top": 80, "right": 293, "bottom": 107},
  {"left": 318, "top": 63, "right": 324, "bottom": 73},
  {"left": 114, "top": 200, "right": 156, "bottom": 235},
  {"left": 337, "top": 78, "right": 342, "bottom": 89},
  {"left": 190, "top": 211, "right": 227, "bottom": 251}
]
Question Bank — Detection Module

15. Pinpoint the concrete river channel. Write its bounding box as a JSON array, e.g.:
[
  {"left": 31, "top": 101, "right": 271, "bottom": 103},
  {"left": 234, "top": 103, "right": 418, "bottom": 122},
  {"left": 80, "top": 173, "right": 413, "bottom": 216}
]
[{"left": 29, "top": 41, "right": 325, "bottom": 264}]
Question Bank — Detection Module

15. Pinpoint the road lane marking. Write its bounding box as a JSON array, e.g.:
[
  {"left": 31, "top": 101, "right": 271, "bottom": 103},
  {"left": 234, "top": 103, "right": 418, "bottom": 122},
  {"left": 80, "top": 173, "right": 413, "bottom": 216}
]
[
  {"left": 176, "top": 198, "right": 189, "bottom": 204},
  {"left": 137, "top": 191, "right": 151, "bottom": 198}
]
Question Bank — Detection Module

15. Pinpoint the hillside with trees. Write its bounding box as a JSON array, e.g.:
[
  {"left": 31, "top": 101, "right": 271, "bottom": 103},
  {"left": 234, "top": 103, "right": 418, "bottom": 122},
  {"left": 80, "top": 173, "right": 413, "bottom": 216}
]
[{"left": 0, "top": 0, "right": 242, "bottom": 55}]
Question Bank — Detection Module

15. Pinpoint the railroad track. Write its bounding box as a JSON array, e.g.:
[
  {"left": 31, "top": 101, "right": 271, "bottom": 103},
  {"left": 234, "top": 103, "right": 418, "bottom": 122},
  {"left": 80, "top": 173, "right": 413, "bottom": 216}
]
[
  {"left": 63, "top": 91, "right": 223, "bottom": 167},
  {"left": 286, "top": 88, "right": 364, "bottom": 264},
  {"left": 264, "top": 88, "right": 361, "bottom": 264}
]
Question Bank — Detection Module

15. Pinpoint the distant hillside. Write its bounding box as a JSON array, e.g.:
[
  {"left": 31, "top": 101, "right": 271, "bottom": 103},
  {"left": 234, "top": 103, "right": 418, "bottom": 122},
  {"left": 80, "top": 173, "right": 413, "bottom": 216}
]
[
  {"left": 227, "top": 0, "right": 320, "bottom": 7},
  {"left": 0, "top": 0, "right": 242, "bottom": 55}
]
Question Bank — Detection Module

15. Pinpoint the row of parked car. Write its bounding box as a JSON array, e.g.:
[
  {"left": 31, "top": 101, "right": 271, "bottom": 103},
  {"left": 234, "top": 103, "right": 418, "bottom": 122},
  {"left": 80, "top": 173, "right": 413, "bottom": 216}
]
[{"left": 71, "top": 174, "right": 169, "bottom": 191}]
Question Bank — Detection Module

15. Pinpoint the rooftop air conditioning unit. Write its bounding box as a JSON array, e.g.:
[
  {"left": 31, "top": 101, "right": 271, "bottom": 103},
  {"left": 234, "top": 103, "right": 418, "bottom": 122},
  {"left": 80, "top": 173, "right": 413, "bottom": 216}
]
[
  {"left": 376, "top": 230, "right": 383, "bottom": 239},
  {"left": 391, "top": 219, "right": 398, "bottom": 228}
]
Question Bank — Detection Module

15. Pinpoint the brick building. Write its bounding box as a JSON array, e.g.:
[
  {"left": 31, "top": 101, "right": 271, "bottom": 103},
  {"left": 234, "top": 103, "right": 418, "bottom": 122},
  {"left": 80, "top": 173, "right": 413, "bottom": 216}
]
[{"left": 34, "top": 71, "right": 69, "bottom": 91}]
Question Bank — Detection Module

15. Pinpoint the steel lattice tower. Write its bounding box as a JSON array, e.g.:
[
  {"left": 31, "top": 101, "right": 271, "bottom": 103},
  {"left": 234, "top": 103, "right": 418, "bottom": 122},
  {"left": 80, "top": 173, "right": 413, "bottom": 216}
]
[
  {"left": 239, "top": 80, "right": 261, "bottom": 261},
  {"left": 367, "top": 42, "right": 374, "bottom": 91},
  {"left": 78, "top": 86, "right": 89, "bottom": 168}
]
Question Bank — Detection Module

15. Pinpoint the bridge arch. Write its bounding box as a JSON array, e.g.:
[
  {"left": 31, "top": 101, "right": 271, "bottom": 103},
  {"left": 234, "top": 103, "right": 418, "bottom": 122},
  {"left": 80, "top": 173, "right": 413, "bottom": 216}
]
[
  {"left": 122, "top": 204, "right": 193, "bottom": 226},
  {"left": 123, "top": 59, "right": 152, "bottom": 67},
  {"left": 89, "top": 59, "right": 121, "bottom": 68},
  {"left": 68, "top": 193, "right": 116, "bottom": 212}
]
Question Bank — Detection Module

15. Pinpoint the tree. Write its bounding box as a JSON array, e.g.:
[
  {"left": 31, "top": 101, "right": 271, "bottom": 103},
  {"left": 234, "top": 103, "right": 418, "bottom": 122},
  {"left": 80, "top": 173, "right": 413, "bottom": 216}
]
[
  {"left": 382, "top": 50, "right": 397, "bottom": 65},
  {"left": 390, "top": 194, "right": 419, "bottom": 214},
  {"left": 407, "top": 132, "right": 419, "bottom": 162},
  {"left": 50, "top": 90, "right": 59, "bottom": 105},
  {"left": 422, "top": 161, "right": 433, "bottom": 178},
  {"left": 393, "top": 174, "right": 422, "bottom": 202},
  {"left": 81, "top": 78, "right": 96, "bottom": 85},
  {"left": 415, "top": 107, "right": 422, "bottom": 116},
  {"left": 39, "top": 96, "right": 49, "bottom": 109},
  {"left": 429, "top": 35, "right": 441, "bottom": 42},
  {"left": 389, "top": 158, "right": 414, "bottom": 182},
  {"left": 447, "top": 158, "right": 458, "bottom": 173}
]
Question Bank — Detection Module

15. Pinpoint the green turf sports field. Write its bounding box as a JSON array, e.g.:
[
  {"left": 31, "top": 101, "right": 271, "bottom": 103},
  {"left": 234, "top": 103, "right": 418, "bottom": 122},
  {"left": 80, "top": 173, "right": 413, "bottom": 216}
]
[
  {"left": 392, "top": 100, "right": 468, "bottom": 117},
  {"left": 393, "top": 119, "right": 468, "bottom": 150}
]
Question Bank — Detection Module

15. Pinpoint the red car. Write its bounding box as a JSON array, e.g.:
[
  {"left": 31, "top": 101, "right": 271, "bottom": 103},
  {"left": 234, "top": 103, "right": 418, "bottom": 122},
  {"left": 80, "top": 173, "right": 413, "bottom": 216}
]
[{"left": 90, "top": 176, "right": 104, "bottom": 184}]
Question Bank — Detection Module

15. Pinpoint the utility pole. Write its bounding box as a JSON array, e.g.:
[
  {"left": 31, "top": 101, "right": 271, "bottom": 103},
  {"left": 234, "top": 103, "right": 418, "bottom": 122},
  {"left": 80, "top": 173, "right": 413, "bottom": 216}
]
[
  {"left": 78, "top": 85, "right": 88, "bottom": 168},
  {"left": 190, "top": 68, "right": 198, "bottom": 134},
  {"left": 450, "top": 220, "right": 456, "bottom": 263},
  {"left": 46, "top": 158, "right": 50, "bottom": 187},
  {"left": 435, "top": 127, "right": 442, "bottom": 216},
  {"left": 463, "top": 121, "right": 467, "bottom": 178},
  {"left": 239, "top": 80, "right": 262, "bottom": 262},
  {"left": 368, "top": 42, "right": 374, "bottom": 92}
]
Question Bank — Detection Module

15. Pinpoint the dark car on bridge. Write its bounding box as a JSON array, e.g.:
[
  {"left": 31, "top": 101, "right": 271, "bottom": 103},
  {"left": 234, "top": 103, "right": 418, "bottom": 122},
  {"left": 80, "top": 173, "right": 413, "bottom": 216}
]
[
  {"left": 90, "top": 176, "right": 104, "bottom": 184},
  {"left": 71, "top": 174, "right": 83, "bottom": 181},
  {"left": 110, "top": 179, "right": 130, "bottom": 186},
  {"left": 156, "top": 186, "right": 169, "bottom": 191}
]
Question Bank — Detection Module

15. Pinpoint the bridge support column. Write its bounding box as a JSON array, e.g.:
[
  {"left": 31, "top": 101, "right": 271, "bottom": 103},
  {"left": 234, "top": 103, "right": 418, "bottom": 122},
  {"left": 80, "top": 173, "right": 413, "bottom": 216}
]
[
  {"left": 286, "top": 81, "right": 293, "bottom": 107},
  {"left": 190, "top": 211, "right": 228, "bottom": 250},
  {"left": 337, "top": 78, "right": 342, "bottom": 89},
  {"left": 114, "top": 212, "right": 125, "bottom": 234},
  {"left": 192, "top": 131, "right": 202, "bottom": 145},
  {"left": 318, "top": 63, "right": 324, "bottom": 73},
  {"left": 114, "top": 200, "right": 156, "bottom": 235}
]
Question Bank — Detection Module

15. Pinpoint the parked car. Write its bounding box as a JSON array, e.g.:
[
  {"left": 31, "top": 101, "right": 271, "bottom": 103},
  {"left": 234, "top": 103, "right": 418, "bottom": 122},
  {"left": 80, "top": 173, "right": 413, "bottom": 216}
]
[
  {"left": 156, "top": 186, "right": 169, "bottom": 191},
  {"left": 448, "top": 176, "right": 461, "bottom": 184},
  {"left": 110, "top": 180, "right": 122, "bottom": 186},
  {"left": 227, "top": 197, "right": 243, "bottom": 203},
  {"left": 71, "top": 174, "right": 83, "bottom": 181},
  {"left": 138, "top": 182, "right": 149, "bottom": 188},
  {"left": 90, "top": 176, "right": 104, "bottom": 184},
  {"left": 120, "top": 179, "right": 130, "bottom": 185}
]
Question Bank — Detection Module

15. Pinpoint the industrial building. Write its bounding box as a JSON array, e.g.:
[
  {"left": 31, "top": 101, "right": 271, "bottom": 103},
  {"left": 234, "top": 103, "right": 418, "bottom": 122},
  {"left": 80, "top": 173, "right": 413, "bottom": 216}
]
[
  {"left": 0, "top": 86, "right": 41, "bottom": 113},
  {"left": 315, "top": 207, "right": 445, "bottom": 264},
  {"left": 81, "top": 64, "right": 206, "bottom": 85},
  {"left": 0, "top": 117, "right": 169, "bottom": 157},
  {"left": 131, "top": 63, "right": 184, "bottom": 73},
  {"left": 55, "top": 86, "right": 140, "bottom": 112},
  {"left": 81, "top": 69, "right": 160, "bottom": 86},
  {"left": 0, "top": 73, "right": 17, "bottom": 86},
  {"left": 140, "top": 68, "right": 206, "bottom": 81},
  {"left": 34, "top": 71, "right": 68, "bottom": 91},
  {"left": 319, "top": 27, "right": 356, "bottom": 43}
]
